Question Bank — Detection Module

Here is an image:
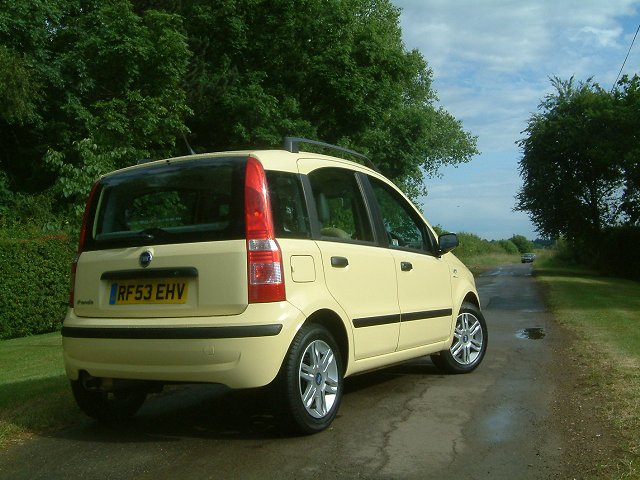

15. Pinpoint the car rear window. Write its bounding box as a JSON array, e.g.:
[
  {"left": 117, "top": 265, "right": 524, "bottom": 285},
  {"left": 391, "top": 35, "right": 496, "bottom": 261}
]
[{"left": 84, "top": 156, "right": 247, "bottom": 250}]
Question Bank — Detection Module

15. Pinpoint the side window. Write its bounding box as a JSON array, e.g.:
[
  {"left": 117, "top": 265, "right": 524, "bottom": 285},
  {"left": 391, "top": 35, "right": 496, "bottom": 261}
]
[
  {"left": 266, "top": 171, "right": 310, "bottom": 239},
  {"left": 370, "top": 177, "right": 434, "bottom": 254},
  {"left": 307, "top": 168, "right": 373, "bottom": 242}
]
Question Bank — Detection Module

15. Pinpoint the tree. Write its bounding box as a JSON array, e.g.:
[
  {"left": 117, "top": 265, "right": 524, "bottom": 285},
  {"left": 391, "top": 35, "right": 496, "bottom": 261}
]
[
  {"left": 508, "top": 234, "right": 535, "bottom": 254},
  {"left": 616, "top": 75, "right": 640, "bottom": 225},
  {"left": 0, "top": 45, "right": 41, "bottom": 125},
  {"left": 1, "top": 0, "right": 477, "bottom": 222},
  {"left": 136, "top": 0, "right": 478, "bottom": 197},
  {"left": 516, "top": 77, "right": 631, "bottom": 246},
  {"left": 0, "top": 0, "right": 191, "bottom": 214},
  {"left": 44, "top": 1, "right": 191, "bottom": 214},
  {"left": 0, "top": 0, "right": 65, "bottom": 192}
]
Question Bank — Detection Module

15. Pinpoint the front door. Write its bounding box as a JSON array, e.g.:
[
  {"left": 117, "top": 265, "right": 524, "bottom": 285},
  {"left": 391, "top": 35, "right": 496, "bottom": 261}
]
[{"left": 368, "top": 177, "right": 454, "bottom": 350}]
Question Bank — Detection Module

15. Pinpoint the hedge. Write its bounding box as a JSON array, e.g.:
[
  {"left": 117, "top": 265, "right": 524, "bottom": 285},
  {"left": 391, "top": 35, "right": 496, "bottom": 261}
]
[
  {"left": 599, "top": 226, "right": 640, "bottom": 281},
  {"left": 0, "top": 235, "right": 76, "bottom": 340}
]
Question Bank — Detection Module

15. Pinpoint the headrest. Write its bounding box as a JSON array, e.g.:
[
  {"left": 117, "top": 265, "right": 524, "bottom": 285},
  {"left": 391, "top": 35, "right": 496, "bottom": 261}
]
[{"left": 316, "top": 193, "right": 330, "bottom": 223}]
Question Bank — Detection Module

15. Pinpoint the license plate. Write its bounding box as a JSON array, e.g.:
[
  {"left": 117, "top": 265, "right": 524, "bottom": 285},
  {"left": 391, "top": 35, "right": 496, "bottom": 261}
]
[{"left": 109, "top": 279, "right": 189, "bottom": 305}]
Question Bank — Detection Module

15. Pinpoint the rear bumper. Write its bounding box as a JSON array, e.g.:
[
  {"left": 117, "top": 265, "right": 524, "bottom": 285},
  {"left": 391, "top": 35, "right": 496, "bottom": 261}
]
[{"left": 62, "top": 302, "right": 304, "bottom": 389}]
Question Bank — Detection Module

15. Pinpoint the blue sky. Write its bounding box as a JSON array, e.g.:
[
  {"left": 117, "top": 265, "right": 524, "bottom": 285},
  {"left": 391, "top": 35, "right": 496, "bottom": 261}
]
[{"left": 393, "top": 0, "right": 640, "bottom": 240}]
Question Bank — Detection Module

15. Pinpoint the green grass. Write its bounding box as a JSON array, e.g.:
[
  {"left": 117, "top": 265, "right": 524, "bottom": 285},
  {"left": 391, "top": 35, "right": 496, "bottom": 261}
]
[
  {"left": 0, "top": 332, "right": 81, "bottom": 448},
  {"left": 535, "top": 257, "right": 640, "bottom": 478},
  {"left": 536, "top": 259, "right": 640, "bottom": 366}
]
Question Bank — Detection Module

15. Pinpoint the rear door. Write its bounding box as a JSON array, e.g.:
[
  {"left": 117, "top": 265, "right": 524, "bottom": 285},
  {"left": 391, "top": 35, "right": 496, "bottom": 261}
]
[{"left": 298, "top": 159, "right": 400, "bottom": 360}]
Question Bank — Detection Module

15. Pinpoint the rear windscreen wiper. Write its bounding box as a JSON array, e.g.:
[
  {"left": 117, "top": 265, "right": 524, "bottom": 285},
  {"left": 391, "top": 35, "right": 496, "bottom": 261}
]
[
  {"left": 94, "top": 228, "right": 171, "bottom": 244},
  {"left": 132, "top": 228, "right": 170, "bottom": 241}
]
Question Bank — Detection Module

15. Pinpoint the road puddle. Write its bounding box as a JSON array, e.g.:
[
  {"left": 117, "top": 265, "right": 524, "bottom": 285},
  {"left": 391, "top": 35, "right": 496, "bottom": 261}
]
[{"left": 516, "top": 327, "right": 546, "bottom": 340}]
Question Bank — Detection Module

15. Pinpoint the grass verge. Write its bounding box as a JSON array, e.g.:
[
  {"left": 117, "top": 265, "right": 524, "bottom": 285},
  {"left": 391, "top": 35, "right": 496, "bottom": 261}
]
[
  {"left": 0, "top": 332, "right": 81, "bottom": 449},
  {"left": 535, "top": 257, "right": 640, "bottom": 479}
]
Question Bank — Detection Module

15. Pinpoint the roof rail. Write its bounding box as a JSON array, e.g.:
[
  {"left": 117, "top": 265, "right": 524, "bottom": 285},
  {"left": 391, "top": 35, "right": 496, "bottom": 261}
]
[{"left": 283, "top": 137, "right": 380, "bottom": 173}]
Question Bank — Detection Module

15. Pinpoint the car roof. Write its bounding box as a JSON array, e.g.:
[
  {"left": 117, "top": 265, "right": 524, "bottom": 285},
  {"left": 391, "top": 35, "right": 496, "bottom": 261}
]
[{"left": 100, "top": 149, "right": 382, "bottom": 179}]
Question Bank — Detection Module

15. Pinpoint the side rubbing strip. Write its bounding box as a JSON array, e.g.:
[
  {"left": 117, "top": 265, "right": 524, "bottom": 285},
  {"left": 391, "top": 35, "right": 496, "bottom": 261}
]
[
  {"left": 352, "top": 309, "right": 453, "bottom": 328},
  {"left": 401, "top": 309, "right": 453, "bottom": 322},
  {"left": 61, "top": 324, "right": 282, "bottom": 339},
  {"left": 352, "top": 314, "right": 401, "bottom": 328}
]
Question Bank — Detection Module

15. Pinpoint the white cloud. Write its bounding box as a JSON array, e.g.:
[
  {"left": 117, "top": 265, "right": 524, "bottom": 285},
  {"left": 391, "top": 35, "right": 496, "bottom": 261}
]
[
  {"left": 393, "top": 0, "right": 640, "bottom": 239},
  {"left": 574, "top": 26, "right": 623, "bottom": 47},
  {"left": 397, "top": 0, "right": 640, "bottom": 134}
]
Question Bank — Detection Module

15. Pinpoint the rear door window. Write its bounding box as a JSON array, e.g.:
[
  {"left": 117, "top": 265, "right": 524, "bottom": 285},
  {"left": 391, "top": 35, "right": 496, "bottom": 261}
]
[
  {"left": 307, "top": 168, "right": 374, "bottom": 243},
  {"left": 86, "top": 156, "right": 246, "bottom": 250}
]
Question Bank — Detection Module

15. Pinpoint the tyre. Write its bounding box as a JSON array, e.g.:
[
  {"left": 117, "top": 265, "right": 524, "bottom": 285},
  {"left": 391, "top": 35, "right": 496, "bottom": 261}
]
[
  {"left": 278, "top": 324, "right": 343, "bottom": 434},
  {"left": 71, "top": 379, "right": 147, "bottom": 422},
  {"left": 431, "top": 302, "right": 488, "bottom": 374}
]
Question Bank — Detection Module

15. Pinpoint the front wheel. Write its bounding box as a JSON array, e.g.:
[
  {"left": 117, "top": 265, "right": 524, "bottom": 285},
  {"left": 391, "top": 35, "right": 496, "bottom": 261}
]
[
  {"left": 431, "top": 303, "right": 488, "bottom": 374},
  {"left": 277, "top": 324, "right": 343, "bottom": 434}
]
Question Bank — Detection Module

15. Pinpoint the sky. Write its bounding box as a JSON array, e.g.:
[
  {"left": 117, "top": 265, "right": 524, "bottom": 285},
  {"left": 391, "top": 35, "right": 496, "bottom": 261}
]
[{"left": 393, "top": 0, "right": 640, "bottom": 240}]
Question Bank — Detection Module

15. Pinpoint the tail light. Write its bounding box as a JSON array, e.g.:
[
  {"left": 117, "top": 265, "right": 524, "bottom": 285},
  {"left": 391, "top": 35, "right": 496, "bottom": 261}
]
[
  {"left": 245, "top": 156, "right": 286, "bottom": 303},
  {"left": 70, "top": 182, "right": 99, "bottom": 307}
]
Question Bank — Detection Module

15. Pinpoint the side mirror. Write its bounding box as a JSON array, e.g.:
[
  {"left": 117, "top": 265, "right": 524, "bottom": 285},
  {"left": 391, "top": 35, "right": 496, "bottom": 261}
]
[{"left": 438, "top": 233, "right": 459, "bottom": 256}]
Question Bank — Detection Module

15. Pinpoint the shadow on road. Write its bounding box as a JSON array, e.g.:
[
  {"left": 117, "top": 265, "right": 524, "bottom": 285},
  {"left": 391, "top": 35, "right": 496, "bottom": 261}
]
[{"left": 43, "top": 357, "right": 442, "bottom": 445}]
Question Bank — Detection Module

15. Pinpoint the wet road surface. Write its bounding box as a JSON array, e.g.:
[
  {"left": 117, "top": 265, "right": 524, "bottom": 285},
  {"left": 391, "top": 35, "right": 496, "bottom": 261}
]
[{"left": 0, "top": 263, "right": 567, "bottom": 479}]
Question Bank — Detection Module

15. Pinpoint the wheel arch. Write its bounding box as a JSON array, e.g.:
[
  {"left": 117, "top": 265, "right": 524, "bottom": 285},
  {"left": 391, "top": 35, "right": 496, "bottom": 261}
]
[
  {"left": 445, "top": 290, "right": 481, "bottom": 347},
  {"left": 462, "top": 291, "right": 480, "bottom": 310},
  {"left": 303, "top": 308, "right": 350, "bottom": 375}
]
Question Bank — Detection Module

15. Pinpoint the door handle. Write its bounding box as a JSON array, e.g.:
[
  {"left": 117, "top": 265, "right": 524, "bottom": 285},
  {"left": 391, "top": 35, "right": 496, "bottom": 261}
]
[
  {"left": 331, "top": 256, "right": 349, "bottom": 268},
  {"left": 400, "top": 261, "right": 413, "bottom": 271}
]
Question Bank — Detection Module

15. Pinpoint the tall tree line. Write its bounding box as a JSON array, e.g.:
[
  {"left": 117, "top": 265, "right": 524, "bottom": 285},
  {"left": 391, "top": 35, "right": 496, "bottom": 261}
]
[
  {"left": 517, "top": 75, "right": 640, "bottom": 270},
  {"left": 0, "top": 0, "right": 477, "bottom": 223}
]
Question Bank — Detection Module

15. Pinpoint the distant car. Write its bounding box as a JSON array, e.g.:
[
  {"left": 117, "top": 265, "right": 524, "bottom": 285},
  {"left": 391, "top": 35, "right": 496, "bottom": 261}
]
[{"left": 521, "top": 253, "right": 535, "bottom": 263}]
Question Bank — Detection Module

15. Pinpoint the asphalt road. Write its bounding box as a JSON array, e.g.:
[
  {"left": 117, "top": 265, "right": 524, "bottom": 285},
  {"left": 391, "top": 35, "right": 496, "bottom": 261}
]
[{"left": 0, "top": 263, "right": 567, "bottom": 479}]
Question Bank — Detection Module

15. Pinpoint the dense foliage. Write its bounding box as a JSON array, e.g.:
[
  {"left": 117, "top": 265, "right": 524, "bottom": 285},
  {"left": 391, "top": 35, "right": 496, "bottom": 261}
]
[
  {"left": 1, "top": 0, "right": 191, "bottom": 222},
  {"left": 0, "top": 0, "right": 477, "bottom": 228},
  {"left": 508, "top": 234, "right": 535, "bottom": 254},
  {"left": 516, "top": 75, "right": 640, "bottom": 276},
  {"left": 517, "top": 76, "right": 640, "bottom": 240}
]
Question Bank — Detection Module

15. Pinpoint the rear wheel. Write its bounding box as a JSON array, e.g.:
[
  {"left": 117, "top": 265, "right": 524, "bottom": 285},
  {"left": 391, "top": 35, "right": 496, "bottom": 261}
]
[
  {"left": 431, "top": 303, "right": 488, "bottom": 374},
  {"left": 71, "top": 379, "right": 147, "bottom": 422},
  {"left": 278, "top": 324, "right": 343, "bottom": 434}
]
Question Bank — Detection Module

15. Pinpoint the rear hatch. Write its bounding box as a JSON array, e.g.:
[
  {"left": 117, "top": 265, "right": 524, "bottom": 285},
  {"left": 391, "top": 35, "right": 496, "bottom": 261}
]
[{"left": 73, "top": 155, "right": 249, "bottom": 318}]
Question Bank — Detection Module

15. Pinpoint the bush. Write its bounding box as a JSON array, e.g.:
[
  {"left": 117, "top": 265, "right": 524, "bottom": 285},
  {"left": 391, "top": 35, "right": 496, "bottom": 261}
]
[
  {"left": 455, "top": 232, "right": 516, "bottom": 259},
  {"left": 497, "top": 239, "right": 519, "bottom": 255},
  {"left": 509, "top": 234, "right": 535, "bottom": 254},
  {"left": 0, "top": 235, "right": 75, "bottom": 339},
  {"left": 553, "top": 237, "right": 580, "bottom": 265}
]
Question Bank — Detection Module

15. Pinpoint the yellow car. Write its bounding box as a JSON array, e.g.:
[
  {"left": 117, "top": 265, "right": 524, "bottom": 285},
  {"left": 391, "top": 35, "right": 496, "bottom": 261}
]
[{"left": 63, "top": 137, "right": 487, "bottom": 433}]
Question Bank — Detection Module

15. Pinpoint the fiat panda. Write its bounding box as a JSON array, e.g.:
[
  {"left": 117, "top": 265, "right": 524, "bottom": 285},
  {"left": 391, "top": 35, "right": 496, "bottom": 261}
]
[{"left": 62, "top": 137, "right": 487, "bottom": 434}]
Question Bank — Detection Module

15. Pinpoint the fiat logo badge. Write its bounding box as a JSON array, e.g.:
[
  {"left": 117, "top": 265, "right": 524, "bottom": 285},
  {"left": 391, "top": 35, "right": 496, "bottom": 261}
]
[{"left": 139, "top": 251, "right": 153, "bottom": 268}]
